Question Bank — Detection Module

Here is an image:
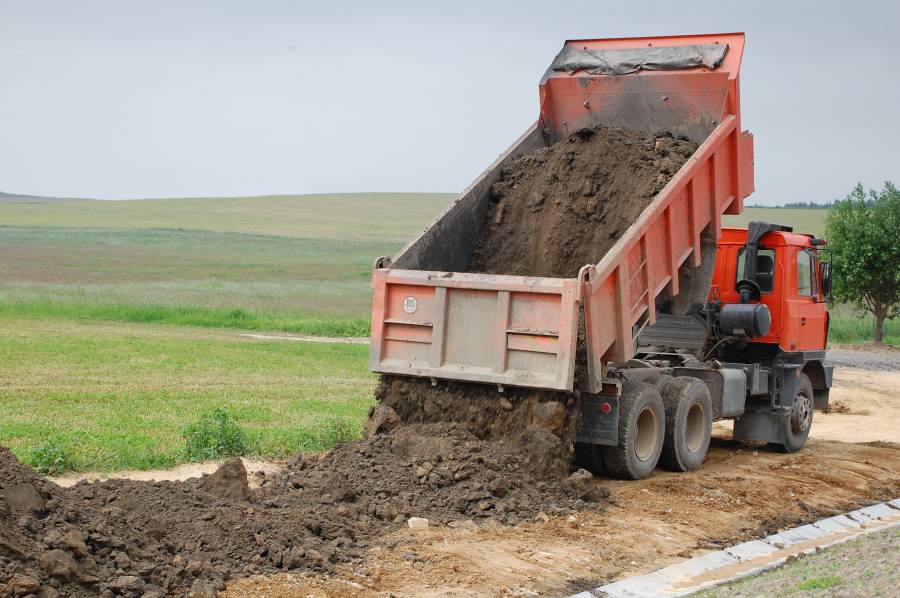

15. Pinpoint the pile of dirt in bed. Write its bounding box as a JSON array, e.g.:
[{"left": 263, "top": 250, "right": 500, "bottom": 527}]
[
  {"left": 470, "top": 125, "right": 698, "bottom": 277},
  {"left": 0, "top": 428, "right": 605, "bottom": 597}
]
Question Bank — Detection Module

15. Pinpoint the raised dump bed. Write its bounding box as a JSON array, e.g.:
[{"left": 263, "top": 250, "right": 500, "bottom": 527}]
[{"left": 369, "top": 33, "right": 754, "bottom": 394}]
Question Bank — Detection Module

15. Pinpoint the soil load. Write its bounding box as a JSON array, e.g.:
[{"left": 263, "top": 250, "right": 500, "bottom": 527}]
[
  {"left": 0, "top": 424, "right": 606, "bottom": 597},
  {"left": 470, "top": 125, "right": 697, "bottom": 278}
]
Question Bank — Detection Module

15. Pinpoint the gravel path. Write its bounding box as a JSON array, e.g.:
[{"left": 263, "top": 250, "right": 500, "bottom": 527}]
[{"left": 826, "top": 346, "right": 900, "bottom": 371}]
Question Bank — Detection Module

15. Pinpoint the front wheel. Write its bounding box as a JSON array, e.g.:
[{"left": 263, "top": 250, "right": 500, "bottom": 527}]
[
  {"left": 769, "top": 373, "right": 814, "bottom": 453},
  {"left": 602, "top": 381, "right": 665, "bottom": 480}
]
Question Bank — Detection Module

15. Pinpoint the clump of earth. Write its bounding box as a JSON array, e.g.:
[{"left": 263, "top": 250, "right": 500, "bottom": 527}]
[{"left": 0, "top": 421, "right": 605, "bottom": 597}]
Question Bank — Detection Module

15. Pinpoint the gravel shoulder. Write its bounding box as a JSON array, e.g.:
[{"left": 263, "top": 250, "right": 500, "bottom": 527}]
[{"left": 827, "top": 345, "right": 900, "bottom": 371}]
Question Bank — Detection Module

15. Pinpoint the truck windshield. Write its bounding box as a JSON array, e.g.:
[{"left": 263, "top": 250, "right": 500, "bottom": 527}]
[{"left": 736, "top": 248, "right": 776, "bottom": 293}]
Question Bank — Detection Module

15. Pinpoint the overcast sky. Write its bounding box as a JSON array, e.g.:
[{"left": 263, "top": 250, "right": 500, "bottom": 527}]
[{"left": 1, "top": 0, "right": 897, "bottom": 204}]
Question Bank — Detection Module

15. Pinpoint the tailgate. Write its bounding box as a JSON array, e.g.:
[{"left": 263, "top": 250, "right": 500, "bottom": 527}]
[{"left": 369, "top": 269, "right": 580, "bottom": 390}]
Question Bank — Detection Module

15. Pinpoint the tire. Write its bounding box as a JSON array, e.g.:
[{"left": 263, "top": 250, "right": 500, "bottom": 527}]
[
  {"left": 602, "top": 381, "right": 665, "bottom": 480},
  {"left": 769, "top": 373, "right": 814, "bottom": 453},
  {"left": 643, "top": 374, "right": 673, "bottom": 394},
  {"left": 659, "top": 377, "right": 713, "bottom": 472},
  {"left": 574, "top": 443, "right": 608, "bottom": 476}
]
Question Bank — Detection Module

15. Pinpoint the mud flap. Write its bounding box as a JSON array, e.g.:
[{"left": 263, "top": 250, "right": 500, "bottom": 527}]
[
  {"left": 733, "top": 408, "right": 790, "bottom": 445},
  {"left": 813, "top": 364, "right": 834, "bottom": 411},
  {"left": 775, "top": 364, "right": 802, "bottom": 410},
  {"left": 575, "top": 394, "right": 619, "bottom": 446}
]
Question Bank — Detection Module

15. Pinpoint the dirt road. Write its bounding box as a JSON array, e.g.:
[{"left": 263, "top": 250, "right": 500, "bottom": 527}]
[{"left": 222, "top": 366, "right": 900, "bottom": 598}]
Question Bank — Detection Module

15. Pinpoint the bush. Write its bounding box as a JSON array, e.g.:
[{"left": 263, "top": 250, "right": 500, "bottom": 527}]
[
  {"left": 182, "top": 408, "right": 250, "bottom": 461},
  {"left": 317, "top": 416, "right": 360, "bottom": 447},
  {"left": 28, "top": 439, "right": 75, "bottom": 475}
]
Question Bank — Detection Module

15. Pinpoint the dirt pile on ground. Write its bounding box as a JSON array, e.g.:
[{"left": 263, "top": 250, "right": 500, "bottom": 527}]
[
  {"left": 0, "top": 425, "right": 606, "bottom": 597},
  {"left": 375, "top": 376, "right": 579, "bottom": 462},
  {"left": 470, "top": 126, "right": 697, "bottom": 277},
  {"left": 376, "top": 376, "right": 575, "bottom": 442}
]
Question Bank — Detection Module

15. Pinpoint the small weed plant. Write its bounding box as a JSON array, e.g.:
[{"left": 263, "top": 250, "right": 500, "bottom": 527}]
[
  {"left": 318, "top": 416, "right": 360, "bottom": 447},
  {"left": 182, "top": 408, "right": 250, "bottom": 461},
  {"left": 28, "top": 439, "right": 75, "bottom": 475},
  {"left": 796, "top": 575, "right": 842, "bottom": 591}
]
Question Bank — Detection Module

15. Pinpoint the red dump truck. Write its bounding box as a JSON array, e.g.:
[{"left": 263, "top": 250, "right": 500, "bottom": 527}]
[{"left": 368, "top": 33, "right": 833, "bottom": 479}]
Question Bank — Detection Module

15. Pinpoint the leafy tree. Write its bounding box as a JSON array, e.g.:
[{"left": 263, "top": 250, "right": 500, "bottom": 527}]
[{"left": 825, "top": 182, "right": 900, "bottom": 344}]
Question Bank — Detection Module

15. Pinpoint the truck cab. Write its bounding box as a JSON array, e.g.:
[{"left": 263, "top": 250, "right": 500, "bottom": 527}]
[
  {"left": 706, "top": 223, "right": 833, "bottom": 453},
  {"left": 712, "top": 226, "right": 830, "bottom": 353}
]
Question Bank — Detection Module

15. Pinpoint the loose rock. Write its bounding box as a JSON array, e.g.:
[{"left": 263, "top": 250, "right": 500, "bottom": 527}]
[{"left": 407, "top": 517, "right": 429, "bottom": 530}]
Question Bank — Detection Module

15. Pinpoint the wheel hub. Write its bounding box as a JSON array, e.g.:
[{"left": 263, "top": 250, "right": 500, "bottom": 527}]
[
  {"left": 791, "top": 392, "right": 813, "bottom": 434},
  {"left": 634, "top": 407, "right": 658, "bottom": 462}
]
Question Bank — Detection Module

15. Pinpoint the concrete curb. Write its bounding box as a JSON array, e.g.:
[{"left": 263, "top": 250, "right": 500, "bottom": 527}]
[{"left": 569, "top": 498, "right": 900, "bottom": 598}]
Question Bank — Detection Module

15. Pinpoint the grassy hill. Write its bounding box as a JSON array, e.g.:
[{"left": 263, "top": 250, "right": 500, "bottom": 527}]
[
  {"left": 0, "top": 192, "right": 453, "bottom": 241},
  {"left": 0, "top": 193, "right": 453, "bottom": 334},
  {"left": 723, "top": 207, "right": 826, "bottom": 237},
  {"left": 0, "top": 190, "right": 84, "bottom": 203}
]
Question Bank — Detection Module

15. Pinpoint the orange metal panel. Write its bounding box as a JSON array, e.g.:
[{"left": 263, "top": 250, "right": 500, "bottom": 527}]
[
  {"left": 508, "top": 292, "right": 562, "bottom": 333},
  {"left": 539, "top": 33, "right": 745, "bottom": 143},
  {"left": 385, "top": 284, "right": 435, "bottom": 325},
  {"left": 582, "top": 114, "right": 749, "bottom": 391},
  {"left": 369, "top": 270, "right": 580, "bottom": 390},
  {"left": 383, "top": 322, "right": 432, "bottom": 344},
  {"left": 507, "top": 333, "right": 559, "bottom": 355}
]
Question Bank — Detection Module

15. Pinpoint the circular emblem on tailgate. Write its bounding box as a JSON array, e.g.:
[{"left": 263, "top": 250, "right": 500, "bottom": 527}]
[{"left": 402, "top": 296, "right": 418, "bottom": 314}]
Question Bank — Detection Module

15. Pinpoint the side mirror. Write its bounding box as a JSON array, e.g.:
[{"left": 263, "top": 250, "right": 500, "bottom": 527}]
[{"left": 819, "top": 262, "right": 833, "bottom": 297}]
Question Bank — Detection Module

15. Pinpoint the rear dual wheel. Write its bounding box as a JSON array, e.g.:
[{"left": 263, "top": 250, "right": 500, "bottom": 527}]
[
  {"left": 659, "top": 378, "right": 713, "bottom": 472},
  {"left": 590, "top": 377, "right": 713, "bottom": 480},
  {"left": 602, "top": 381, "right": 665, "bottom": 480}
]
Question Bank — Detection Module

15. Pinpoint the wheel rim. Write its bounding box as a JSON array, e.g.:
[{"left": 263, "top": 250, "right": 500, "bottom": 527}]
[
  {"left": 791, "top": 391, "right": 813, "bottom": 434},
  {"left": 634, "top": 406, "right": 658, "bottom": 462},
  {"left": 684, "top": 402, "right": 705, "bottom": 452}
]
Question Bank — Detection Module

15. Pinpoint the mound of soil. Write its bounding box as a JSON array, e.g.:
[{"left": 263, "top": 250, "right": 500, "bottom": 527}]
[
  {"left": 375, "top": 376, "right": 579, "bottom": 465},
  {"left": 470, "top": 126, "right": 697, "bottom": 277},
  {"left": 0, "top": 426, "right": 605, "bottom": 597}
]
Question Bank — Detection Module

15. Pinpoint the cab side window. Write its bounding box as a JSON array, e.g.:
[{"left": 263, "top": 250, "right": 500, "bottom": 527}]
[
  {"left": 797, "top": 250, "right": 816, "bottom": 297},
  {"left": 736, "top": 248, "right": 776, "bottom": 293}
]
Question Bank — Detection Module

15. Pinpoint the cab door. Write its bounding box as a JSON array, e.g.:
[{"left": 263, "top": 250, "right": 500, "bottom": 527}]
[{"left": 784, "top": 247, "right": 828, "bottom": 351}]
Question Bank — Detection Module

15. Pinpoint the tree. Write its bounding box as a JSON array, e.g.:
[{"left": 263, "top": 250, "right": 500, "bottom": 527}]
[{"left": 825, "top": 182, "right": 900, "bottom": 344}]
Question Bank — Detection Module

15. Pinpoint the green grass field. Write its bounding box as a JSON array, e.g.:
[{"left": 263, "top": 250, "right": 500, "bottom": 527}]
[
  {"left": 0, "top": 193, "right": 453, "bottom": 336},
  {"left": 0, "top": 317, "right": 375, "bottom": 471},
  {"left": 0, "top": 193, "right": 454, "bottom": 241},
  {"left": 723, "top": 206, "right": 827, "bottom": 237},
  {"left": 0, "top": 193, "right": 448, "bottom": 470},
  {"left": 0, "top": 196, "right": 892, "bottom": 472}
]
